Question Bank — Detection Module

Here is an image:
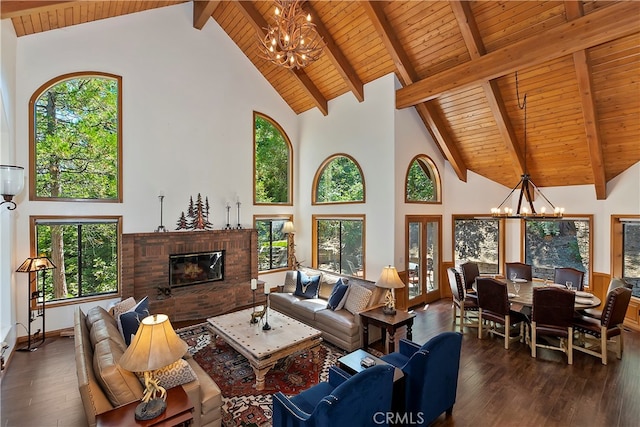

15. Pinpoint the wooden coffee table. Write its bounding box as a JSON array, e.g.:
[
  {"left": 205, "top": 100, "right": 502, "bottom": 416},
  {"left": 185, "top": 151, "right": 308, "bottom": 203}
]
[{"left": 207, "top": 307, "right": 322, "bottom": 391}]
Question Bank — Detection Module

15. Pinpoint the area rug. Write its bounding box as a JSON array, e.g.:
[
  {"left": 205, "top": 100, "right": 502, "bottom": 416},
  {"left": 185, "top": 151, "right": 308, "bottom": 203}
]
[{"left": 177, "top": 323, "right": 345, "bottom": 427}]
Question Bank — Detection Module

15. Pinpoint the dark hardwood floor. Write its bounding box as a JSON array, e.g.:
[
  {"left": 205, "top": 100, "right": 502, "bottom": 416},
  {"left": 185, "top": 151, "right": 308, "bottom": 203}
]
[{"left": 1, "top": 299, "right": 638, "bottom": 426}]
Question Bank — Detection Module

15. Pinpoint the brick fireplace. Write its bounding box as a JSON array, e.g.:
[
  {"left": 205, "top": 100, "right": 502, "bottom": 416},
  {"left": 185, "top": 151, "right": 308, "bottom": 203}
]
[{"left": 121, "top": 229, "right": 258, "bottom": 321}]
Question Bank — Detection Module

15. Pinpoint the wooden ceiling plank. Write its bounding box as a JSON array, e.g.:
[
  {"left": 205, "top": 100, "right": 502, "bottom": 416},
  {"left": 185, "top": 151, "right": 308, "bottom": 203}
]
[
  {"left": 397, "top": 2, "right": 640, "bottom": 108},
  {"left": 565, "top": 1, "right": 607, "bottom": 200},
  {"left": 0, "top": 0, "right": 74, "bottom": 19},
  {"left": 361, "top": 0, "right": 467, "bottom": 182},
  {"left": 193, "top": 0, "right": 220, "bottom": 30},
  {"left": 233, "top": 0, "right": 328, "bottom": 116},
  {"left": 306, "top": 3, "right": 364, "bottom": 103}
]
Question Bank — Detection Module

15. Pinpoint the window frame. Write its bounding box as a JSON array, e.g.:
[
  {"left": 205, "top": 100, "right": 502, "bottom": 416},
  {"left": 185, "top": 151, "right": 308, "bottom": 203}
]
[
  {"left": 29, "top": 72, "right": 123, "bottom": 203},
  {"left": 405, "top": 154, "right": 442, "bottom": 204},
  {"left": 254, "top": 214, "right": 294, "bottom": 273},
  {"left": 253, "top": 111, "right": 293, "bottom": 206},
  {"left": 521, "top": 215, "right": 593, "bottom": 285},
  {"left": 611, "top": 214, "right": 640, "bottom": 299},
  {"left": 312, "top": 153, "right": 365, "bottom": 205},
  {"left": 452, "top": 215, "right": 505, "bottom": 276},
  {"left": 29, "top": 215, "right": 122, "bottom": 308},
  {"left": 312, "top": 214, "right": 366, "bottom": 278}
]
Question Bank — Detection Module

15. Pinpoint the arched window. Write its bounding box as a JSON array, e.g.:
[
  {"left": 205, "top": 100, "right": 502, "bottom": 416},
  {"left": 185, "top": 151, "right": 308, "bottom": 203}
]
[
  {"left": 313, "top": 154, "right": 364, "bottom": 204},
  {"left": 405, "top": 155, "right": 441, "bottom": 203},
  {"left": 30, "top": 72, "right": 122, "bottom": 201},
  {"left": 254, "top": 112, "right": 292, "bottom": 205}
]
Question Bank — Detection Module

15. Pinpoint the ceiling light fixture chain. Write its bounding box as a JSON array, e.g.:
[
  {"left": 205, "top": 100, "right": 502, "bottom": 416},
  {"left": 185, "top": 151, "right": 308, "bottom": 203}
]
[
  {"left": 491, "top": 72, "right": 564, "bottom": 219},
  {"left": 259, "top": 0, "right": 323, "bottom": 69}
]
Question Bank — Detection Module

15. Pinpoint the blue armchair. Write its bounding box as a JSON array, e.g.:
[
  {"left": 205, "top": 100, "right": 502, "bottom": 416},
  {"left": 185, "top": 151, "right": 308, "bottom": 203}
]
[
  {"left": 272, "top": 364, "right": 395, "bottom": 427},
  {"left": 381, "top": 331, "right": 463, "bottom": 425}
]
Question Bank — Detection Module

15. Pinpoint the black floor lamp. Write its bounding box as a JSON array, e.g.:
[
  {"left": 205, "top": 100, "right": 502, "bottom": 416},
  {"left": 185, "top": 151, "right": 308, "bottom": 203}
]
[{"left": 16, "top": 255, "right": 56, "bottom": 352}]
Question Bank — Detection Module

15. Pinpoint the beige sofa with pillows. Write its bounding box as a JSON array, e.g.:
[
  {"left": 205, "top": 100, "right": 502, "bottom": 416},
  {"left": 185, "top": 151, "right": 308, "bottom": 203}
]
[
  {"left": 270, "top": 267, "right": 384, "bottom": 351},
  {"left": 73, "top": 300, "right": 222, "bottom": 427}
]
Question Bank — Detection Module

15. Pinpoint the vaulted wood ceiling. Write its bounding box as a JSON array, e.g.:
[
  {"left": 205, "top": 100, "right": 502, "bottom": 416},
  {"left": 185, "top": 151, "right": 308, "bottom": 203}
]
[{"left": 3, "top": 1, "right": 639, "bottom": 198}]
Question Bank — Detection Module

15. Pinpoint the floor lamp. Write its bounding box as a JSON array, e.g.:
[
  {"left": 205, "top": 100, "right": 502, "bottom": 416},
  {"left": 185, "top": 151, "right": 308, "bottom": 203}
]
[
  {"left": 16, "top": 256, "right": 56, "bottom": 351},
  {"left": 282, "top": 220, "right": 297, "bottom": 270}
]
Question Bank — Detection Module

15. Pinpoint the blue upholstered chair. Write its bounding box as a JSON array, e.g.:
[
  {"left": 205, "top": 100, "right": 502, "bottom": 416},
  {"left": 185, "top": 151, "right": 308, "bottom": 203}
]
[
  {"left": 381, "top": 332, "right": 463, "bottom": 425},
  {"left": 272, "top": 364, "right": 395, "bottom": 427}
]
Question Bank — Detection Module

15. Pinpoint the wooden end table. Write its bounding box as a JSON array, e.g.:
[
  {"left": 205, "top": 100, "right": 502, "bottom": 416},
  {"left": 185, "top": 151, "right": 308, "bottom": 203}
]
[
  {"left": 96, "top": 385, "right": 194, "bottom": 427},
  {"left": 360, "top": 307, "right": 416, "bottom": 354}
]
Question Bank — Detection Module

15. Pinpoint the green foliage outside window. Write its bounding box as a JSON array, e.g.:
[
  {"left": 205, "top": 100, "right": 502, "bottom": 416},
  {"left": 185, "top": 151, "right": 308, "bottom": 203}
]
[
  {"left": 256, "top": 218, "right": 289, "bottom": 271},
  {"left": 35, "top": 220, "right": 119, "bottom": 302},
  {"left": 454, "top": 218, "right": 500, "bottom": 274},
  {"left": 255, "top": 114, "right": 290, "bottom": 204},
  {"left": 315, "top": 156, "right": 363, "bottom": 203},
  {"left": 406, "top": 158, "right": 436, "bottom": 201},
  {"left": 316, "top": 219, "right": 363, "bottom": 276},
  {"left": 33, "top": 75, "right": 119, "bottom": 199}
]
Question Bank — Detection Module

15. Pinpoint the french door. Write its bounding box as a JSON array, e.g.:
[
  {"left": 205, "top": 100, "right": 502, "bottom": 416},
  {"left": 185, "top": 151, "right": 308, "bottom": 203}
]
[{"left": 406, "top": 216, "right": 441, "bottom": 307}]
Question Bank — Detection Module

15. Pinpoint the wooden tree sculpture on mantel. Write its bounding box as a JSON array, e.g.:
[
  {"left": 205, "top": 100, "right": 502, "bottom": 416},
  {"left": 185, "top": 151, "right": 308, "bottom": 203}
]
[{"left": 175, "top": 193, "right": 214, "bottom": 230}]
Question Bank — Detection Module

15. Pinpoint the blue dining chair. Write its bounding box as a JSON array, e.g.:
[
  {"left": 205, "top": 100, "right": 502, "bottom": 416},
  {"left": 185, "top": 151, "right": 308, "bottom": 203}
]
[
  {"left": 381, "top": 332, "right": 463, "bottom": 425},
  {"left": 272, "top": 364, "right": 395, "bottom": 427}
]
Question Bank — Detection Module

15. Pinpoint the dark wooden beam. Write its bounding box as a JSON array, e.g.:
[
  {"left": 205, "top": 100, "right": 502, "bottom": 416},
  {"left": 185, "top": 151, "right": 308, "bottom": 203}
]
[
  {"left": 362, "top": 0, "right": 467, "bottom": 182},
  {"left": 234, "top": 0, "right": 328, "bottom": 116},
  {"left": 397, "top": 2, "right": 640, "bottom": 108},
  {"left": 193, "top": 0, "right": 220, "bottom": 30},
  {"left": 1, "top": 1, "right": 73, "bottom": 19}
]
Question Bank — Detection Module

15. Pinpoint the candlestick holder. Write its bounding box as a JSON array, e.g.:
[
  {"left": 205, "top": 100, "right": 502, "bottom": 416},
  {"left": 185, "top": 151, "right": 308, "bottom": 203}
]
[
  {"left": 262, "top": 293, "right": 271, "bottom": 330},
  {"left": 225, "top": 203, "right": 232, "bottom": 230},
  {"left": 236, "top": 201, "right": 242, "bottom": 229},
  {"left": 155, "top": 195, "right": 167, "bottom": 232}
]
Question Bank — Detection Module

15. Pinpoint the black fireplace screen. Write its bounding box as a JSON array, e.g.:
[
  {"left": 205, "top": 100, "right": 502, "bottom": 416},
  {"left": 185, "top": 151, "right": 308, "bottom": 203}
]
[{"left": 169, "top": 250, "right": 224, "bottom": 287}]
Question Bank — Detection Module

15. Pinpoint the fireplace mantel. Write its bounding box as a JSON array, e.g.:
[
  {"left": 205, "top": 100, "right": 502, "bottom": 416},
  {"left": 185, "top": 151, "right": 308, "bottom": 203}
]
[{"left": 121, "top": 229, "right": 258, "bottom": 321}]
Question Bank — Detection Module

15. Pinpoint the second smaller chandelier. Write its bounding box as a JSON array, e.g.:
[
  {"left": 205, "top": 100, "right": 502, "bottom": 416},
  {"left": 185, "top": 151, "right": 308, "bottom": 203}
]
[{"left": 260, "top": 0, "right": 323, "bottom": 69}]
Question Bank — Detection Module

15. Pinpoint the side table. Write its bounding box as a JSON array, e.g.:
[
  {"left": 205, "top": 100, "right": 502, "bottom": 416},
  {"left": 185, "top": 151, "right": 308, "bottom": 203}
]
[
  {"left": 360, "top": 306, "right": 416, "bottom": 354},
  {"left": 96, "top": 386, "right": 194, "bottom": 427}
]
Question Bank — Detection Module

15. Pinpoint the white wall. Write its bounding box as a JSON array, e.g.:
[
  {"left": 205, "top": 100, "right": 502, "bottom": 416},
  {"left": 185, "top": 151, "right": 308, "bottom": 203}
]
[{"left": 10, "top": 3, "right": 297, "bottom": 337}]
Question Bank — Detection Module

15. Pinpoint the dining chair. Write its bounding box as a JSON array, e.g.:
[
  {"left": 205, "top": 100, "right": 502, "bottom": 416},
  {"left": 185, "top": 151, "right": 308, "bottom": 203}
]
[
  {"left": 581, "top": 277, "right": 629, "bottom": 320},
  {"left": 572, "top": 286, "right": 632, "bottom": 365},
  {"left": 505, "top": 262, "right": 532, "bottom": 281},
  {"left": 447, "top": 268, "right": 479, "bottom": 333},
  {"left": 460, "top": 262, "right": 480, "bottom": 293},
  {"left": 554, "top": 267, "right": 585, "bottom": 291},
  {"left": 530, "top": 287, "right": 575, "bottom": 364},
  {"left": 476, "top": 277, "right": 528, "bottom": 349}
]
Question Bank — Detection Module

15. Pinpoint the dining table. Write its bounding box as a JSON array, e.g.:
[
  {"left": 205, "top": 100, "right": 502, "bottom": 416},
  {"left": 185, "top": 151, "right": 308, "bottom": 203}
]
[{"left": 498, "top": 279, "right": 601, "bottom": 310}]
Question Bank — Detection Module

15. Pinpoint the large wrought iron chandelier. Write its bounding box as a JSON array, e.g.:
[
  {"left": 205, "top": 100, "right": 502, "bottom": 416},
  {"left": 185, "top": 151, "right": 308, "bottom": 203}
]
[
  {"left": 491, "top": 72, "right": 564, "bottom": 219},
  {"left": 259, "top": 0, "right": 323, "bottom": 69}
]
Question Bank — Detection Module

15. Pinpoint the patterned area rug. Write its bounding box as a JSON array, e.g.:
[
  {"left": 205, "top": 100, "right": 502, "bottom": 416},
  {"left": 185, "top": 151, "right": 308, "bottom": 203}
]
[{"left": 177, "top": 323, "right": 345, "bottom": 427}]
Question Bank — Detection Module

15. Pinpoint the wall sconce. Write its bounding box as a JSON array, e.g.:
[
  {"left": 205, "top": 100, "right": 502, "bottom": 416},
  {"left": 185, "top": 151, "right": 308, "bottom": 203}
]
[{"left": 0, "top": 165, "right": 25, "bottom": 211}]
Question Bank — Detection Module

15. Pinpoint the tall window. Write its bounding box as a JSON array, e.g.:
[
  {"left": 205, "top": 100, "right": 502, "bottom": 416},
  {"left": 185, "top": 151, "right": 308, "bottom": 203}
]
[
  {"left": 313, "top": 215, "right": 364, "bottom": 277},
  {"left": 612, "top": 216, "right": 640, "bottom": 298},
  {"left": 313, "top": 154, "right": 364, "bottom": 204},
  {"left": 453, "top": 216, "right": 503, "bottom": 275},
  {"left": 524, "top": 217, "right": 592, "bottom": 286},
  {"left": 30, "top": 72, "right": 122, "bottom": 201},
  {"left": 405, "top": 155, "right": 441, "bottom": 203},
  {"left": 255, "top": 216, "right": 292, "bottom": 272},
  {"left": 33, "top": 217, "right": 120, "bottom": 303},
  {"left": 254, "top": 112, "right": 292, "bottom": 204}
]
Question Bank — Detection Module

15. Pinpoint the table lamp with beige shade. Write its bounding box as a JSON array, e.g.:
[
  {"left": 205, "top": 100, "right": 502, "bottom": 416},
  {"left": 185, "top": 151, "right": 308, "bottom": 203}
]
[
  {"left": 119, "top": 314, "right": 188, "bottom": 421},
  {"left": 375, "top": 265, "right": 405, "bottom": 315}
]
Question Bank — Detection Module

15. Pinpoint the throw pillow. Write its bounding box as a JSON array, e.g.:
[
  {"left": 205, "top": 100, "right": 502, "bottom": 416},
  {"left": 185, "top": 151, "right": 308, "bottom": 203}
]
[
  {"left": 344, "top": 284, "right": 372, "bottom": 315},
  {"left": 335, "top": 286, "right": 351, "bottom": 311},
  {"left": 136, "top": 358, "right": 197, "bottom": 390},
  {"left": 111, "top": 297, "right": 137, "bottom": 317},
  {"left": 326, "top": 279, "right": 349, "bottom": 310},
  {"left": 283, "top": 270, "right": 298, "bottom": 293},
  {"left": 117, "top": 296, "right": 150, "bottom": 346},
  {"left": 294, "top": 271, "right": 321, "bottom": 299}
]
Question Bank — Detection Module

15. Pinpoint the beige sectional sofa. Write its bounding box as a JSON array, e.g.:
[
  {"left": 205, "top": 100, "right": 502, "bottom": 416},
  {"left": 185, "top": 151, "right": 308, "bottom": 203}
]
[
  {"left": 74, "top": 306, "right": 222, "bottom": 427},
  {"left": 270, "top": 267, "right": 384, "bottom": 351}
]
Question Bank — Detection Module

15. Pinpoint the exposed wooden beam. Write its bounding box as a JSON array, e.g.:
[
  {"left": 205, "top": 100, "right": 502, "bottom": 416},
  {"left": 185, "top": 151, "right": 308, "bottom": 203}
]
[
  {"left": 362, "top": 0, "right": 467, "bottom": 182},
  {"left": 305, "top": 3, "right": 364, "bottom": 103},
  {"left": 565, "top": 1, "right": 607, "bottom": 200},
  {"left": 451, "top": 0, "right": 525, "bottom": 178},
  {"left": 234, "top": 0, "right": 328, "bottom": 116},
  {"left": 1, "top": 1, "right": 73, "bottom": 19},
  {"left": 193, "top": 1, "right": 220, "bottom": 30},
  {"left": 397, "top": 1, "right": 640, "bottom": 108}
]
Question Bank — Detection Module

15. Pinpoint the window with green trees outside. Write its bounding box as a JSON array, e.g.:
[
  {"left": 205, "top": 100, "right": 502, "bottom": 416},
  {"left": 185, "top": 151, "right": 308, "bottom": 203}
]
[
  {"left": 406, "top": 155, "right": 440, "bottom": 202},
  {"left": 315, "top": 217, "right": 364, "bottom": 277},
  {"left": 254, "top": 112, "right": 292, "bottom": 204},
  {"left": 314, "top": 155, "right": 364, "bottom": 204},
  {"left": 255, "top": 217, "right": 290, "bottom": 272}
]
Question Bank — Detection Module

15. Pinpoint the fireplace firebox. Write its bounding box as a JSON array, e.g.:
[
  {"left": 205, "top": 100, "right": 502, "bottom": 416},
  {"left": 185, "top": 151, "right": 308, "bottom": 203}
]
[{"left": 169, "top": 250, "right": 224, "bottom": 288}]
